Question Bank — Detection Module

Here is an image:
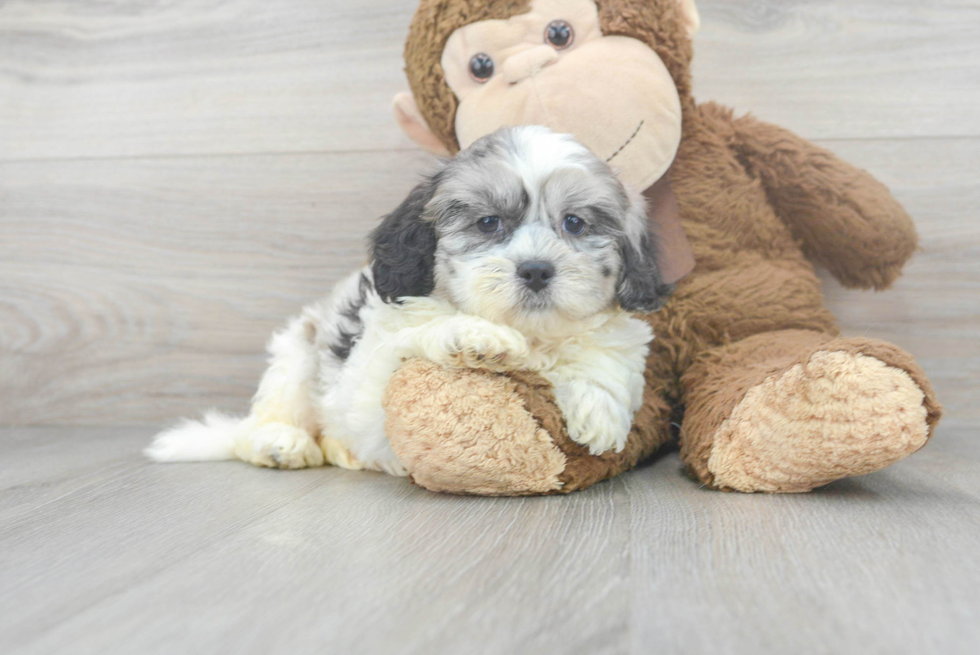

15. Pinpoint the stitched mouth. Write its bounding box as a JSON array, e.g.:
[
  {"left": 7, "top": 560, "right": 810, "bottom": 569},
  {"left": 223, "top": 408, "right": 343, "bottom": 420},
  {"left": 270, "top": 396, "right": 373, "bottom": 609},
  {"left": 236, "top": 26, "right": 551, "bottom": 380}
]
[{"left": 606, "top": 120, "right": 644, "bottom": 163}]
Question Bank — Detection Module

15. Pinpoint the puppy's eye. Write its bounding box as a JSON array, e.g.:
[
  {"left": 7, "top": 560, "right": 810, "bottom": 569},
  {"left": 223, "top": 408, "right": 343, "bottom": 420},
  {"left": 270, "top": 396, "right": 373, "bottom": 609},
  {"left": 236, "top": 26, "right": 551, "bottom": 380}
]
[
  {"left": 477, "top": 216, "right": 502, "bottom": 233},
  {"left": 469, "top": 53, "right": 495, "bottom": 82},
  {"left": 545, "top": 20, "right": 574, "bottom": 50},
  {"left": 563, "top": 215, "right": 586, "bottom": 235}
]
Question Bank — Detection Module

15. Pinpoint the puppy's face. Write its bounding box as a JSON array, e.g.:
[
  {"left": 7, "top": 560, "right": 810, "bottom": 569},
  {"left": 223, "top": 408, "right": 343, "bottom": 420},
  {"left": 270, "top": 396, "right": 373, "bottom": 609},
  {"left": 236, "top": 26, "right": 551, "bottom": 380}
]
[{"left": 371, "top": 126, "right": 671, "bottom": 333}]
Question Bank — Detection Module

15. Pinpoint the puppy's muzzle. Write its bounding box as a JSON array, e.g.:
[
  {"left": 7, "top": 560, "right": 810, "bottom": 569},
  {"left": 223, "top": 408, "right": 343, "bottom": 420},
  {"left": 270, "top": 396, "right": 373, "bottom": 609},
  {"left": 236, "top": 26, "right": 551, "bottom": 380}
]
[{"left": 517, "top": 260, "right": 555, "bottom": 292}]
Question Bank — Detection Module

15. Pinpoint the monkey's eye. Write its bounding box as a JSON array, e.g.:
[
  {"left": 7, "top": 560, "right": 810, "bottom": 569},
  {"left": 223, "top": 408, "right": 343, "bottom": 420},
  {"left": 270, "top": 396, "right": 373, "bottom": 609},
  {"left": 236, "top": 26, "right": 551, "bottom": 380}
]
[
  {"left": 469, "top": 53, "right": 495, "bottom": 82},
  {"left": 545, "top": 20, "right": 574, "bottom": 50},
  {"left": 563, "top": 215, "right": 586, "bottom": 235},
  {"left": 477, "top": 216, "right": 502, "bottom": 233}
]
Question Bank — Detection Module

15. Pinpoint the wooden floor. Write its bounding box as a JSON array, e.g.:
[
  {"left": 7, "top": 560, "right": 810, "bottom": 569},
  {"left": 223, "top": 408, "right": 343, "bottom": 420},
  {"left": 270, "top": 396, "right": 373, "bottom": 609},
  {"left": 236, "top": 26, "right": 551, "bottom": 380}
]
[
  {"left": 1, "top": 426, "right": 979, "bottom": 654},
  {"left": 2, "top": 1, "right": 979, "bottom": 653}
]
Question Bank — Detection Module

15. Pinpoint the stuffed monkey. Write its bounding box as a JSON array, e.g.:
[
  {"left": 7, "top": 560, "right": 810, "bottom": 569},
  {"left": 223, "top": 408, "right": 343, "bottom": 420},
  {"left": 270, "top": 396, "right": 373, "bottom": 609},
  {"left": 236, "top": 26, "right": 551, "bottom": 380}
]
[{"left": 381, "top": 0, "right": 942, "bottom": 495}]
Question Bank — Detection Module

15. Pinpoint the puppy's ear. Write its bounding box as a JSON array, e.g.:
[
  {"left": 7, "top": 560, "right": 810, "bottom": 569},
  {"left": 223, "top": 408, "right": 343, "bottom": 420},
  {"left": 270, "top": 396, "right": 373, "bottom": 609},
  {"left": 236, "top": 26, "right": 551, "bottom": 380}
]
[
  {"left": 617, "top": 191, "right": 674, "bottom": 313},
  {"left": 370, "top": 176, "right": 439, "bottom": 302}
]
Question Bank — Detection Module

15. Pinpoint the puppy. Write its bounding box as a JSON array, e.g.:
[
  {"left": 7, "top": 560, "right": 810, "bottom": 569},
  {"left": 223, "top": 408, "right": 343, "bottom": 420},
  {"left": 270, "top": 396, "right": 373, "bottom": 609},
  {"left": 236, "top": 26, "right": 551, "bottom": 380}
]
[{"left": 146, "top": 126, "right": 672, "bottom": 475}]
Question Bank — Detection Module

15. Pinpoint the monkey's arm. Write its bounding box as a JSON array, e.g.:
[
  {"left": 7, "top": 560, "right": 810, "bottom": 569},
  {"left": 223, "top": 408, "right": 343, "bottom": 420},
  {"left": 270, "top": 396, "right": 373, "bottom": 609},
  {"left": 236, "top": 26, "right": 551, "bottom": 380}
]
[{"left": 721, "top": 106, "right": 918, "bottom": 290}]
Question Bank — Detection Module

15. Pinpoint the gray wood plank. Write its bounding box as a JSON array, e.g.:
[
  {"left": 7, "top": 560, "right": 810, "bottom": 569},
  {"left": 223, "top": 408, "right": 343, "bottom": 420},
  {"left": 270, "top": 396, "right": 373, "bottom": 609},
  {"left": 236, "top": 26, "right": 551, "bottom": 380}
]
[
  {"left": 1, "top": 0, "right": 978, "bottom": 162},
  {"left": 626, "top": 443, "right": 980, "bottom": 655},
  {"left": 0, "top": 0, "right": 421, "bottom": 160},
  {"left": 0, "top": 150, "right": 433, "bottom": 426},
  {"left": 0, "top": 427, "right": 151, "bottom": 521},
  {"left": 694, "top": 0, "right": 980, "bottom": 140},
  {"left": 0, "top": 428, "right": 345, "bottom": 653},
  {"left": 1, "top": 427, "right": 978, "bottom": 654},
  {"left": 0, "top": 428, "right": 631, "bottom": 655}
]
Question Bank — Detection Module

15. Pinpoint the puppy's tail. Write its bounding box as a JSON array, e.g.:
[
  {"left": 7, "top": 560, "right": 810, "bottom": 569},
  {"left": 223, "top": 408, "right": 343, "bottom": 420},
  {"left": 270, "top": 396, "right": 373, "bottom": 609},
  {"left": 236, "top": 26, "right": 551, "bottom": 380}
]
[{"left": 144, "top": 411, "right": 243, "bottom": 462}]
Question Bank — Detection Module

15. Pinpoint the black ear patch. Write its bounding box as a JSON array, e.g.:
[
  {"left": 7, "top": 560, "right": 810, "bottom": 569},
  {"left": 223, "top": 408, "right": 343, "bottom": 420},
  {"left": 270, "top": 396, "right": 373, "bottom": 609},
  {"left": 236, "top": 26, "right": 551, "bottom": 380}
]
[
  {"left": 617, "top": 231, "right": 674, "bottom": 313},
  {"left": 370, "top": 176, "right": 439, "bottom": 302}
]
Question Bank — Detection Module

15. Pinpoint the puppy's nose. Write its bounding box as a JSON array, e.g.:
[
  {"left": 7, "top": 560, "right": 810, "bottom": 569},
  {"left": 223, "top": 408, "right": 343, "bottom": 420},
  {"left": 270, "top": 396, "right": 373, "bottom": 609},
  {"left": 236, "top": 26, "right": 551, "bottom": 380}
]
[{"left": 517, "top": 260, "right": 555, "bottom": 292}]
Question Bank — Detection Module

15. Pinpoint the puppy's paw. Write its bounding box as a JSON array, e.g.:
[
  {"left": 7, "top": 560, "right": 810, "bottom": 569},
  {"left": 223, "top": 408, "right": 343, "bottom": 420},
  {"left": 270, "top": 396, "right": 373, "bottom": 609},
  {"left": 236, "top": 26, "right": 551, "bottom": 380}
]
[
  {"left": 235, "top": 423, "right": 325, "bottom": 470},
  {"left": 437, "top": 320, "right": 530, "bottom": 371},
  {"left": 554, "top": 382, "right": 633, "bottom": 455}
]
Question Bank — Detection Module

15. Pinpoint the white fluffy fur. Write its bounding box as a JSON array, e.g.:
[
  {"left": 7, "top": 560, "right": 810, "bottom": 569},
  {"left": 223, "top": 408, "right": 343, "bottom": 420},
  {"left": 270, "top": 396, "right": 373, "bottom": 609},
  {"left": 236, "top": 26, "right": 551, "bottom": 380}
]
[
  {"left": 147, "top": 126, "right": 656, "bottom": 474},
  {"left": 145, "top": 411, "right": 239, "bottom": 462},
  {"left": 147, "top": 273, "right": 651, "bottom": 472}
]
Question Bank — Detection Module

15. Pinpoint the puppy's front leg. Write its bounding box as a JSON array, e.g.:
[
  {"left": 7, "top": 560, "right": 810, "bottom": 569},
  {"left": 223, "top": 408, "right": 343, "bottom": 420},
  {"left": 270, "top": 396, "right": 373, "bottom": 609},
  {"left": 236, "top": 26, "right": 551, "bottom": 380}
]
[
  {"left": 542, "top": 318, "right": 651, "bottom": 455},
  {"left": 410, "top": 315, "right": 530, "bottom": 372},
  {"left": 548, "top": 374, "right": 638, "bottom": 455}
]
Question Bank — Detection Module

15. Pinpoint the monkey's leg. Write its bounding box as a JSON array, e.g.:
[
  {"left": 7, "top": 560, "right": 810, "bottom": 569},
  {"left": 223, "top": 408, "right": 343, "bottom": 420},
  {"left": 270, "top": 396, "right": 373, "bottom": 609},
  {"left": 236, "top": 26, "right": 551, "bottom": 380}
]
[
  {"left": 382, "top": 359, "right": 673, "bottom": 496},
  {"left": 679, "top": 329, "right": 942, "bottom": 493}
]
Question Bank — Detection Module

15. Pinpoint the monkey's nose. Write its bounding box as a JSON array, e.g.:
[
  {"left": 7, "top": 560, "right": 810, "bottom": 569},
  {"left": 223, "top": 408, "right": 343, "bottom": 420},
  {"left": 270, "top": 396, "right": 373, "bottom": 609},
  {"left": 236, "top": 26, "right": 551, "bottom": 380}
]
[
  {"left": 502, "top": 46, "right": 559, "bottom": 85},
  {"left": 517, "top": 260, "right": 556, "bottom": 292}
]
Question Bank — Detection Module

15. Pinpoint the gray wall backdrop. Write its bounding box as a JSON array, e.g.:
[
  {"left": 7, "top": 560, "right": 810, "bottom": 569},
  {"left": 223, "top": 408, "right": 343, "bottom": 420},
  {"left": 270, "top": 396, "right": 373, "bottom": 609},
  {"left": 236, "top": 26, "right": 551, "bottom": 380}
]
[{"left": 1, "top": 0, "right": 977, "bottom": 428}]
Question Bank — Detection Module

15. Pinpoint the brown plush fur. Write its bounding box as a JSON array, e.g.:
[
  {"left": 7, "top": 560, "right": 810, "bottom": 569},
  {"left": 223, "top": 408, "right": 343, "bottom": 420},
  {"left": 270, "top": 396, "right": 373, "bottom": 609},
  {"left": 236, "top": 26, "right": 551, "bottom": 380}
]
[
  {"left": 680, "top": 331, "right": 942, "bottom": 491},
  {"left": 386, "top": 0, "right": 942, "bottom": 495},
  {"left": 384, "top": 360, "right": 567, "bottom": 495}
]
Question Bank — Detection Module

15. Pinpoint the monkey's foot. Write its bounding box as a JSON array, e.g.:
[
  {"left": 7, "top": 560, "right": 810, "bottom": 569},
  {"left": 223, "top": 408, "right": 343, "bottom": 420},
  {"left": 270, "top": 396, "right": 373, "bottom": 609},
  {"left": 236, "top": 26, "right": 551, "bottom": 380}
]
[
  {"left": 692, "top": 335, "right": 941, "bottom": 493},
  {"left": 382, "top": 359, "right": 671, "bottom": 496}
]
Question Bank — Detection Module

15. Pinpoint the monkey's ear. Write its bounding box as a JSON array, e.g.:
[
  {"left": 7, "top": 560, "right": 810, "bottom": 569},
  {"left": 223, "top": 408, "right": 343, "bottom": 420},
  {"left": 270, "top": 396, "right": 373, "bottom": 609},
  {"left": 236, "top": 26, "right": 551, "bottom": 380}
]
[
  {"left": 677, "top": 0, "right": 701, "bottom": 37},
  {"left": 393, "top": 92, "right": 453, "bottom": 158},
  {"left": 370, "top": 176, "right": 440, "bottom": 302}
]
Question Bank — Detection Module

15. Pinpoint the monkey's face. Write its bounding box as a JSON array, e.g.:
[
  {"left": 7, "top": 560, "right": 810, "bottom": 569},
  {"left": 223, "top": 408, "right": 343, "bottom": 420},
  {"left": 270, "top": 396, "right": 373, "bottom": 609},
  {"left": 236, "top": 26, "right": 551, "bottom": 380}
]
[{"left": 439, "top": 0, "right": 687, "bottom": 191}]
